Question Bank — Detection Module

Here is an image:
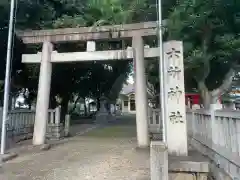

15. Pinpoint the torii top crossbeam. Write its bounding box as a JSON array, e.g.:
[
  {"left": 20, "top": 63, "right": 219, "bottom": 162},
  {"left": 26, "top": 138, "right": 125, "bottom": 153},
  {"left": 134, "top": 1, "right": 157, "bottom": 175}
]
[{"left": 16, "top": 21, "right": 166, "bottom": 44}]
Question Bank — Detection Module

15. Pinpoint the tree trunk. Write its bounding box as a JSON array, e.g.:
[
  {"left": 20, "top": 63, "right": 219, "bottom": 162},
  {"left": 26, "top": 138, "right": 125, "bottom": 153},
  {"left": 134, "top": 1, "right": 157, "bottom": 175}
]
[
  {"left": 69, "top": 96, "right": 80, "bottom": 114},
  {"left": 49, "top": 95, "right": 57, "bottom": 109},
  {"left": 28, "top": 103, "right": 31, "bottom": 110},
  {"left": 198, "top": 81, "right": 213, "bottom": 109},
  {"left": 84, "top": 98, "right": 87, "bottom": 116},
  {"left": 211, "top": 68, "right": 235, "bottom": 98},
  {"left": 210, "top": 68, "right": 235, "bottom": 109},
  {"left": 155, "top": 95, "right": 160, "bottom": 108},
  {"left": 198, "top": 69, "right": 234, "bottom": 109},
  {"left": 200, "top": 91, "right": 220, "bottom": 108},
  {"left": 8, "top": 94, "right": 12, "bottom": 110},
  {"left": 60, "top": 100, "right": 68, "bottom": 123},
  {"left": 11, "top": 96, "right": 16, "bottom": 110},
  {"left": 60, "top": 94, "right": 70, "bottom": 123},
  {"left": 96, "top": 97, "right": 100, "bottom": 111},
  {"left": 201, "top": 91, "right": 211, "bottom": 109}
]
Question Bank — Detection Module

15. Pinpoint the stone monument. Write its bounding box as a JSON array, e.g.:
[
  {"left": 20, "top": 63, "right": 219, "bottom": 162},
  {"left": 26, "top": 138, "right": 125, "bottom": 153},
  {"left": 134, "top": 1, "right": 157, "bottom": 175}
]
[
  {"left": 164, "top": 41, "right": 188, "bottom": 156},
  {"left": 95, "top": 96, "right": 110, "bottom": 124}
]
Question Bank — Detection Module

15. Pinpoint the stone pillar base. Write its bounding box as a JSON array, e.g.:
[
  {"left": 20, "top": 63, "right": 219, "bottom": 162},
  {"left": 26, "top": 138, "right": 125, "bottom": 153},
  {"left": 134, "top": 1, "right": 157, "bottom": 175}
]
[
  {"left": 95, "top": 112, "right": 109, "bottom": 124},
  {"left": 95, "top": 112, "right": 115, "bottom": 124},
  {"left": 47, "top": 123, "right": 64, "bottom": 140}
]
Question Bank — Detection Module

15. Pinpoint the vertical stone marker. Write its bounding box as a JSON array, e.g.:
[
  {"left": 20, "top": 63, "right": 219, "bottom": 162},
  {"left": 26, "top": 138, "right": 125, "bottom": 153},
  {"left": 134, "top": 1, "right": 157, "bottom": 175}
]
[{"left": 164, "top": 41, "right": 188, "bottom": 156}]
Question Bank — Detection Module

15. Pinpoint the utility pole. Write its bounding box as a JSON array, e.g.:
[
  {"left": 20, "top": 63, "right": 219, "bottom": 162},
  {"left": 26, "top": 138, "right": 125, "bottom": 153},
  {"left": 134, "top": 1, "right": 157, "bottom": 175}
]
[
  {"left": 158, "top": 0, "right": 167, "bottom": 143},
  {"left": 1, "top": 0, "right": 16, "bottom": 155}
]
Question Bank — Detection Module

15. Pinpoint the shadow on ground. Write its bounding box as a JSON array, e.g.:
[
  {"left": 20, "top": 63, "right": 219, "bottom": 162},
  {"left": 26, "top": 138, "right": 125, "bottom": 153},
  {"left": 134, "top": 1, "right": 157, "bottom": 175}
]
[
  {"left": 70, "top": 116, "right": 96, "bottom": 124},
  {"left": 82, "top": 114, "right": 137, "bottom": 138}
]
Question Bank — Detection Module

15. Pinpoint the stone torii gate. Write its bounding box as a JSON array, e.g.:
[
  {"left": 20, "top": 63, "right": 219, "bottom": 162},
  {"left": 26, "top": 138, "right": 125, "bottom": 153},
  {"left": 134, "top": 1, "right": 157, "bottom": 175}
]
[{"left": 17, "top": 21, "right": 188, "bottom": 155}]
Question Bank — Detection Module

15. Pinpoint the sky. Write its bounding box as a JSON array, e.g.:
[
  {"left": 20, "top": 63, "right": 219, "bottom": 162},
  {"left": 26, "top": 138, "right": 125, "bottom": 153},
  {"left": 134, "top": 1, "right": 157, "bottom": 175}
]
[{"left": 127, "top": 75, "right": 134, "bottom": 84}]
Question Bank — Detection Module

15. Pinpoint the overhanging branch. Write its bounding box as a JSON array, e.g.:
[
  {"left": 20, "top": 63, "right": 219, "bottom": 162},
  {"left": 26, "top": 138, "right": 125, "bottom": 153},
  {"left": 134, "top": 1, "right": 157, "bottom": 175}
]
[
  {"left": 69, "top": 95, "right": 81, "bottom": 114},
  {"left": 211, "top": 68, "right": 235, "bottom": 97},
  {"left": 197, "top": 80, "right": 207, "bottom": 91}
]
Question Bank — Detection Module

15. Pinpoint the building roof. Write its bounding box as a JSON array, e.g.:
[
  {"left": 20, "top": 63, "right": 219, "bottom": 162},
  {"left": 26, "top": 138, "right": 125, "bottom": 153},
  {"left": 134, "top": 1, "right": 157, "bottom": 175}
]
[{"left": 120, "top": 83, "right": 154, "bottom": 98}]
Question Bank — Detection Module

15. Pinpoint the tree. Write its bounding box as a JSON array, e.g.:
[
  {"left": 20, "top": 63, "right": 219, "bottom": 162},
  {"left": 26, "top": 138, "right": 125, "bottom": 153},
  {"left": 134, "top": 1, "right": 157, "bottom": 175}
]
[
  {"left": 165, "top": 0, "right": 240, "bottom": 108},
  {"left": 0, "top": 0, "right": 175, "bottom": 114},
  {"left": 0, "top": 0, "right": 62, "bottom": 105},
  {"left": 47, "top": 0, "right": 148, "bottom": 111}
]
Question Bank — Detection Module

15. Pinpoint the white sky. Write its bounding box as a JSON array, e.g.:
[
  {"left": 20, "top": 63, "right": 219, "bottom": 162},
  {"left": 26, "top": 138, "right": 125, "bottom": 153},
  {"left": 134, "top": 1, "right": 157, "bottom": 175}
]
[{"left": 127, "top": 75, "right": 134, "bottom": 84}]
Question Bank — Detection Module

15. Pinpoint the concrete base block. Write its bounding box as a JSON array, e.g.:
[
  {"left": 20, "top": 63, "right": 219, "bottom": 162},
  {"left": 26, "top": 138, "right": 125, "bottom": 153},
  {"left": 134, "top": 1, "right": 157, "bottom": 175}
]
[
  {"left": 169, "top": 173, "right": 208, "bottom": 180},
  {"left": 150, "top": 141, "right": 168, "bottom": 180},
  {"left": 169, "top": 160, "right": 209, "bottom": 173},
  {"left": 95, "top": 113, "right": 109, "bottom": 124},
  {"left": 149, "top": 140, "right": 210, "bottom": 180},
  {"left": 40, "top": 144, "right": 51, "bottom": 151},
  {"left": 168, "top": 153, "right": 209, "bottom": 180},
  {"left": 135, "top": 146, "right": 150, "bottom": 152}
]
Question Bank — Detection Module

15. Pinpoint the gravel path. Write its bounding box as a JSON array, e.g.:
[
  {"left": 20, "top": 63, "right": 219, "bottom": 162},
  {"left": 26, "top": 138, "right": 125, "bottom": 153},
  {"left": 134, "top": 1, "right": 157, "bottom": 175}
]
[{"left": 0, "top": 135, "right": 150, "bottom": 180}]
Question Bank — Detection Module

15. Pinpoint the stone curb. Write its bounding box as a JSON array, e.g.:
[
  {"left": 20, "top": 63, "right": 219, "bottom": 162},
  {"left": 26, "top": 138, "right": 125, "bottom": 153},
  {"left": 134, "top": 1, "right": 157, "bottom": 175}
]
[
  {"left": 75, "top": 125, "right": 99, "bottom": 136},
  {"left": 40, "top": 144, "right": 51, "bottom": 151},
  {"left": 1, "top": 144, "right": 51, "bottom": 163},
  {"left": 135, "top": 146, "right": 150, "bottom": 152},
  {"left": 0, "top": 152, "right": 18, "bottom": 162}
]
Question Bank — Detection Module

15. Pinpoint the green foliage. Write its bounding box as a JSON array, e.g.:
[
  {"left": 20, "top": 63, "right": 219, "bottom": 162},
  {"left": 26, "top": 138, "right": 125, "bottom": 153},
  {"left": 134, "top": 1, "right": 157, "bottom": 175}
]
[
  {"left": 46, "top": 0, "right": 156, "bottom": 106},
  {"left": 144, "top": 0, "right": 240, "bottom": 106},
  {"left": 11, "top": 0, "right": 153, "bottom": 109},
  {"left": 166, "top": 0, "right": 240, "bottom": 91},
  {"left": 0, "top": 0, "right": 176, "bottom": 109}
]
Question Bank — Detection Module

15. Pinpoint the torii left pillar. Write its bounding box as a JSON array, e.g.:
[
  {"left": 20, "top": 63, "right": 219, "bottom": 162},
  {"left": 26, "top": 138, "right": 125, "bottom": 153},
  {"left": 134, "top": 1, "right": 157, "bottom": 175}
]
[{"left": 33, "top": 42, "right": 53, "bottom": 145}]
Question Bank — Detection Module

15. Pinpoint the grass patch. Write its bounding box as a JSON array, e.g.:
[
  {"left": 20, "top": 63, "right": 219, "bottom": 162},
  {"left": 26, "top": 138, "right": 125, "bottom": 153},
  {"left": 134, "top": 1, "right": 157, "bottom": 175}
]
[{"left": 83, "top": 125, "right": 136, "bottom": 138}]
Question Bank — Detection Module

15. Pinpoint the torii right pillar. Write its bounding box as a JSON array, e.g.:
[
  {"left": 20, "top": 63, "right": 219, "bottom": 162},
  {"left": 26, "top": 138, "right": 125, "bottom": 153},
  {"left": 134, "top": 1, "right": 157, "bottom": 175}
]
[{"left": 164, "top": 41, "right": 188, "bottom": 156}]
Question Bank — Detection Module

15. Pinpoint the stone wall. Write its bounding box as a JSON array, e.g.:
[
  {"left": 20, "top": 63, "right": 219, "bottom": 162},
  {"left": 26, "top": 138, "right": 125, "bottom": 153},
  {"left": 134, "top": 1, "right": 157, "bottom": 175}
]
[
  {"left": 189, "top": 137, "right": 236, "bottom": 180},
  {"left": 186, "top": 109, "right": 240, "bottom": 179}
]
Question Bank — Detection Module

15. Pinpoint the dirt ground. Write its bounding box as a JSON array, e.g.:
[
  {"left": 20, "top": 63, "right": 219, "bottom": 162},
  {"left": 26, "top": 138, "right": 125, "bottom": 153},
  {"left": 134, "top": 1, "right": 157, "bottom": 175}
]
[{"left": 0, "top": 115, "right": 151, "bottom": 180}]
